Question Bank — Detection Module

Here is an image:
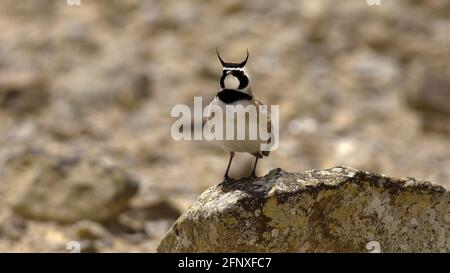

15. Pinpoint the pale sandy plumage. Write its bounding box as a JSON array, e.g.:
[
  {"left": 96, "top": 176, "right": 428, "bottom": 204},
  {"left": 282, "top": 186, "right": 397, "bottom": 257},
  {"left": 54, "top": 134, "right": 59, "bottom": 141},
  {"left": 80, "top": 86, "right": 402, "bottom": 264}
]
[
  {"left": 205, "top": 95, "right": 271, "bottom": 157},
  {"left": 204, "top": 50, "right": 273, "bottom": 181}
]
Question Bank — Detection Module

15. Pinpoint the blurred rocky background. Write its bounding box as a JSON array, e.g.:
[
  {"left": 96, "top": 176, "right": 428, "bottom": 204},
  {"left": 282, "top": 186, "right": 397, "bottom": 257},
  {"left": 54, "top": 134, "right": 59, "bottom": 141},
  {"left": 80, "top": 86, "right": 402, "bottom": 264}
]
[{"left": 0, "top": 0, "right": 449, "bottom": 252}]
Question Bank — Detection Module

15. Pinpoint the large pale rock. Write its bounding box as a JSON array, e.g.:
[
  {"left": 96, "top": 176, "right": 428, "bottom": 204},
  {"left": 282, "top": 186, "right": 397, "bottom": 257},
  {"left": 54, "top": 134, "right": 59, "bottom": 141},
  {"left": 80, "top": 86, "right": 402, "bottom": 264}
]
[
  {"left": 2, "top": 149, "right": 139, "bottom": 223},
  {"left": 158, "top": 167, "right": 450, "bottom": 253}
]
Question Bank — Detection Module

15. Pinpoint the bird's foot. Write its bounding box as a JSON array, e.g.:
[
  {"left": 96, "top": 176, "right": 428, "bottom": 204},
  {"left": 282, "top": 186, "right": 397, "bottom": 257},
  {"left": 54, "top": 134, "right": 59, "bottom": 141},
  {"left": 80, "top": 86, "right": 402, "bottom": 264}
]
[
  {"left": 248, "top": 172, "right": 257, "bottom": 179},
  {"left": 222, "top": 175, "right": 233, "bottom": 184}
]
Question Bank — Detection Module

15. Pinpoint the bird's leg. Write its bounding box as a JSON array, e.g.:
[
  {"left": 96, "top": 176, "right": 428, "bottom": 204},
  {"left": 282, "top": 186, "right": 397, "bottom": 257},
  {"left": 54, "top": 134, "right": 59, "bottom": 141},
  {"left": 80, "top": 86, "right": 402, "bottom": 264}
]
[
  {"left": 223, "top": 152, "right": 235, "bottom": 182},
  {"left": 249, "top": 157, "right": 259, "bottom": 178}
]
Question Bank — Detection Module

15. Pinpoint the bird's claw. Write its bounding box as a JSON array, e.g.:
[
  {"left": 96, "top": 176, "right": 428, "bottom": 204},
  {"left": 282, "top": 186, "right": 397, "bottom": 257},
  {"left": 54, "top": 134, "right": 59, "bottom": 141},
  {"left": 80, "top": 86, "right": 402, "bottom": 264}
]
[{"left": 222, "top": 175, "right": 233, "bottom": 184}]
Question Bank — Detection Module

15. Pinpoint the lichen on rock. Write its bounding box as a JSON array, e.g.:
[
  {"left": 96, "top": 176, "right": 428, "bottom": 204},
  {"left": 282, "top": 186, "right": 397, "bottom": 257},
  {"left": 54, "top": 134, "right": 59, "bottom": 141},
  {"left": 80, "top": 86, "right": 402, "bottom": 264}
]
[{"left": 158, "top": 167, "right": 449, "bottom": 253}]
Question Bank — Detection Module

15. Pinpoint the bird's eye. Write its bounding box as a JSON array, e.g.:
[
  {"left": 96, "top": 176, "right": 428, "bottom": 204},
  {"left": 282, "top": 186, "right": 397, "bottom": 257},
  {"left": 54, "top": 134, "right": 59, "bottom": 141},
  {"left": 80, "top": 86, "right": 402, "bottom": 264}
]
[{"left": 231, "top": 70, "right": 242, "bottom": 77}]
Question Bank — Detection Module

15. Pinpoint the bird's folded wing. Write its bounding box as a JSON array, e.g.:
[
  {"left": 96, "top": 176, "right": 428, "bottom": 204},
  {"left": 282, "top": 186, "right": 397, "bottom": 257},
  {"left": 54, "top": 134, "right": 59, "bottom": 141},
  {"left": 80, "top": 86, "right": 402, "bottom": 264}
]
[{"left": 254, "top": 99, "right": 272, "bottom": 134}]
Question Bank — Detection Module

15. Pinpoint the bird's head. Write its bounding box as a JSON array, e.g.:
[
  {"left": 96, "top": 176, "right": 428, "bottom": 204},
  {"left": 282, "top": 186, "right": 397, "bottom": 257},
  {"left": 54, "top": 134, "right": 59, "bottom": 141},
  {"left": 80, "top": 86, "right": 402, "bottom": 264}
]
[{"left": 217, "top": 49, "right": 251, "bottom": 95}]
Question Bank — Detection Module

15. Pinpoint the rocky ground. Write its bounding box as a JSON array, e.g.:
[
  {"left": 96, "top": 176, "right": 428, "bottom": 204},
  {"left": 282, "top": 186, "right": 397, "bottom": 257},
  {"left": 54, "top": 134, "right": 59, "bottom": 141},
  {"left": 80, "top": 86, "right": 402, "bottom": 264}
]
[
  {"left": 0, "top": 0, "right": 449, "bottom": 252},
  {"left": 159, "top": 167, "right": 450, "bottom": 253}
]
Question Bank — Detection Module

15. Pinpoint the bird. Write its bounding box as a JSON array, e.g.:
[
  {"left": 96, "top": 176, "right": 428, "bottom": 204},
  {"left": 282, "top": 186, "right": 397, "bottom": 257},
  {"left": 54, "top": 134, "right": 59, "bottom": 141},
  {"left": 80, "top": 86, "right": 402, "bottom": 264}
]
[{"left": 205, "top": 49, "right": 272, "bottom": 182}]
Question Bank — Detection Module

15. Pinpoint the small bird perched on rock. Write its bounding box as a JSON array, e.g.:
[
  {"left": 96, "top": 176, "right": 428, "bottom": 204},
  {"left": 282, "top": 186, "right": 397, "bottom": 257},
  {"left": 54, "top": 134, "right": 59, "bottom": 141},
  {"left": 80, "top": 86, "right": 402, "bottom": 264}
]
[{"left": 205, "top": 50, "right": 273, "bottom": 182}]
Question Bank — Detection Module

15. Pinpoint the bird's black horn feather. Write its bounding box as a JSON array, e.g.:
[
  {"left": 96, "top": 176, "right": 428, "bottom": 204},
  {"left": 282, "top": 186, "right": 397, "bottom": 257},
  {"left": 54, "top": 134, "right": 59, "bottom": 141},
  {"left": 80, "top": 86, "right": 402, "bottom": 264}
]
[
  {"left": 239, "top": 49, "right": 249, "bottom": 67},
  {"left": 216, "top": 48, "right": 226, "bottom": 66}
]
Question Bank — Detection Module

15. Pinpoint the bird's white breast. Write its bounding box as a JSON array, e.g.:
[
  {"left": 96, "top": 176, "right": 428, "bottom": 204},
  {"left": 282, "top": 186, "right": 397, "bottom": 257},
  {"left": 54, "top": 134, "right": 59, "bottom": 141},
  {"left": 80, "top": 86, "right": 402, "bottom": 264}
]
[{"left": 206, "top": 97, "right": 269, "bottom": 154}]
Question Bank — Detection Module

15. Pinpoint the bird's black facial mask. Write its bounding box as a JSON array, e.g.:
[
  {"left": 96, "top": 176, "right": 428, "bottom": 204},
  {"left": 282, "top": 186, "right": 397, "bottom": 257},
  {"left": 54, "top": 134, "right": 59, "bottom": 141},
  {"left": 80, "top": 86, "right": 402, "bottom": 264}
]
[{"left": 220, "top": 69, "right": 249, "bottom": 90}]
